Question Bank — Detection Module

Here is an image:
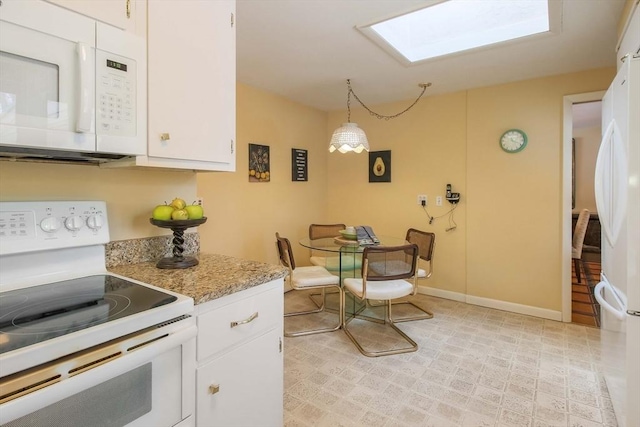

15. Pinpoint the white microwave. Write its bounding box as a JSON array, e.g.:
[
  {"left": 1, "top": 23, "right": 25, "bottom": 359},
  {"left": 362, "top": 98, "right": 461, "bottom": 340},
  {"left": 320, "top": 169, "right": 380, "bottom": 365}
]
[{"left": 0, "top": 0, "right": 146, "bottom": 161}]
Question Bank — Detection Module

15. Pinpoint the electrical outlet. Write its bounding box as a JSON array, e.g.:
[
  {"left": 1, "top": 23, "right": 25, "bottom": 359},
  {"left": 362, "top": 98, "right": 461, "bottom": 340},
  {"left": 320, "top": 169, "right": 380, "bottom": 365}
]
[
  {"left": 436, "top": 196, "right": 443, "bottom": 206},
  {"left": 195, "top": 197, "right": 203, "bottom": 207},
  {"left": 417, "top": 195, "right": 427, "bottom": 206}
]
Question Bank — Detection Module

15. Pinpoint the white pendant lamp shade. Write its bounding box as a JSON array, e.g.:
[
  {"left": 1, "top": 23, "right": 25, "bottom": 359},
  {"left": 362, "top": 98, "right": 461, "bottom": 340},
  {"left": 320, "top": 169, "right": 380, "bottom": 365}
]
[{"left": 329, "top": 123, "right": 370, "bottom": 153}]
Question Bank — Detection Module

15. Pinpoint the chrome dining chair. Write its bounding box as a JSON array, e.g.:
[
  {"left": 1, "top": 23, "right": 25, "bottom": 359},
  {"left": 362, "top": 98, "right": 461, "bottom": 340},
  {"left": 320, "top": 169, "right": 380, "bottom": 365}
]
[
  {"left": 342, "top": 244, "right": 420, "bottom": 357},
  {"left": 391, "top": 227, "right": 436, "bottom": 321},
  {"left": 276, "top": 232, "right": 342, "bottom": 337}
]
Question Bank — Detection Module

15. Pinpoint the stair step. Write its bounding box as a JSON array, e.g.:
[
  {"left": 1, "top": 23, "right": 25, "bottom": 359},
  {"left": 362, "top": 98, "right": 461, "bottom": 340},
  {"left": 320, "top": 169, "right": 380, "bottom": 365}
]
[{"left": 572, "top": 293, "right": 594, "bottom": 303}]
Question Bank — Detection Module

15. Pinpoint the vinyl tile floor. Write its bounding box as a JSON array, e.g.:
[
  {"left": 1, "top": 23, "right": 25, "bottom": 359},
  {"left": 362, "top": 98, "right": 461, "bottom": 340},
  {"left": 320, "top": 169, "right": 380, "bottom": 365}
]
[{"left": 283, "top": 290, "right": 616, "bottom": 427}]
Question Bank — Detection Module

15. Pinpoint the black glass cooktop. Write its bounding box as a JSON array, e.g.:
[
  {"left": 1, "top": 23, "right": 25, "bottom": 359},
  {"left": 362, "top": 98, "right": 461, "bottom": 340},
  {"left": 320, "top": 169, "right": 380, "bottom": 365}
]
[{"left": 0, "top": 275, "right": 177, "bottom": 354}]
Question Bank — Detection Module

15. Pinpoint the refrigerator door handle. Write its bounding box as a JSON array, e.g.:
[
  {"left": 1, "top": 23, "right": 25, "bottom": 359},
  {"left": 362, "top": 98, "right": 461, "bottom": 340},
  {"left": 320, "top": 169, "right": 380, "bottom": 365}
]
[
  {"left": 594, "top": 118, "right": 628, "bottom": 247},
  {"left": 594, "top": 279, "right": 626, "bottom": 321}
]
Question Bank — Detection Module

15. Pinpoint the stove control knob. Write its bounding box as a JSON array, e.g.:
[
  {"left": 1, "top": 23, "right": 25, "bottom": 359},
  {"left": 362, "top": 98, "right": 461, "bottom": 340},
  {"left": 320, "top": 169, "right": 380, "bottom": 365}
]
[
  {"left": 86, "top": 214, "right": 104, "bottom": 230},
  {"left": 40, "top": 217, "right": 61, "bottom": 233},
  {"left": 64, "top": 215, "right": 84, "bottom": 231}
]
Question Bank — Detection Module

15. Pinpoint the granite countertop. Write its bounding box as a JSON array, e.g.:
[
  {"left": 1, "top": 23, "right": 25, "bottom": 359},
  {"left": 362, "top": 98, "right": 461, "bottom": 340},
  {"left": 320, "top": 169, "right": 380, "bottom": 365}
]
[{"left": 108, "top": 253, "right": 288, "bottom": 305}]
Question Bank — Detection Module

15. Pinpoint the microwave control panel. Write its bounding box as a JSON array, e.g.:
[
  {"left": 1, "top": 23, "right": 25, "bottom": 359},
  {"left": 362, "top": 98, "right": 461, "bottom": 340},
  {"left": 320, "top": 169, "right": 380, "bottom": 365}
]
[{"left": 96, "top": 50, "right": 137, "bottom": 138}]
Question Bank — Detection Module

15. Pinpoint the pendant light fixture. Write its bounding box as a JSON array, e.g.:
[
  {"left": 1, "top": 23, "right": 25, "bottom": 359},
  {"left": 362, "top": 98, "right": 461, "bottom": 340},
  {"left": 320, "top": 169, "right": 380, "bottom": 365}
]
[{"left": 329, "top": 79, "right": 431, "bottom": 153}]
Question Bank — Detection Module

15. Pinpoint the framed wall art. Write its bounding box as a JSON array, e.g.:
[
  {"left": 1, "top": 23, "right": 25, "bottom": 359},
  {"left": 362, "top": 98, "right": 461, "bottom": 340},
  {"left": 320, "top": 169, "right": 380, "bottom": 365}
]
[
  {"left": 249, "top": 143, "right": 270, "bottom": 182},
  {"left": 369, "top": 150, "right": 391, "bottom": 183},
  {"left": 292, "top": 148, "right": 308, "bottom": 181}
]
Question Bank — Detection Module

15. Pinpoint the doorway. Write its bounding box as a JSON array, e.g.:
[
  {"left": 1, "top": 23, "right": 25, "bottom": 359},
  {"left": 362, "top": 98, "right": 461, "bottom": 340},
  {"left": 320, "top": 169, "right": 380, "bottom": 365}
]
[
  {"left": 571, "top": 101, "right": 603, "bottom": 326},
  {"left": 562, "top": 92, "right": 605, "bottom": 325}
]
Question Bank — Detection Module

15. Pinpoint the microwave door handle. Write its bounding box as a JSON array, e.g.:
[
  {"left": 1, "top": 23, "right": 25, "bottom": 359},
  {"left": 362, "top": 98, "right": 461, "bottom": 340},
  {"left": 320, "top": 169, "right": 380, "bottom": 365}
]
[{"left": 76, "top": 42, "right": 93, "bottom": 133}]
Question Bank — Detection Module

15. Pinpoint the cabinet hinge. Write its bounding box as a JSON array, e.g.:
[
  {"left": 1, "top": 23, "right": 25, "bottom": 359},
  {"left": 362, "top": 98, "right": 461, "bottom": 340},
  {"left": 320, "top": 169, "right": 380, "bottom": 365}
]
[
  {"left": 231, "top": 139, "right": 234, "bottom": 154},
  {"left": 231, "top": 13, "right": 234, "bottom": 28},
  {"left": 279, "top": 337, "right": 282, "bottom": 353},
  {"left": 126, "top": 0, "right": 131, "bottom": 19}
]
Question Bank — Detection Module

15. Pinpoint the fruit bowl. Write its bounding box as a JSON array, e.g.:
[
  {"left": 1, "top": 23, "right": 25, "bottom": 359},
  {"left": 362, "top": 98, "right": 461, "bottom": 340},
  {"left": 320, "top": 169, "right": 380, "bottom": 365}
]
[
  {"left": 149, "top": 217, "right": 207, "bottom": 269},
  {"left": 150, "top": 217, "right": 207, "bottom": 229},
  {"left": 339, "top": 229, "right": 358, "bottom": 240}
]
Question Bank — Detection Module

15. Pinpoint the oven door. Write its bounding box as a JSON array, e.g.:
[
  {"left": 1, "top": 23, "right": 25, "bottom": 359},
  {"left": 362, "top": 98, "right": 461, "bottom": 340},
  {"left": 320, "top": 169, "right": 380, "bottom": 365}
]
[
  {"left": 0, "top": 0, "right": 96, "bottom": 152},
  {"left": 0, "top": 318, "right": 197, "bottom": 427}
]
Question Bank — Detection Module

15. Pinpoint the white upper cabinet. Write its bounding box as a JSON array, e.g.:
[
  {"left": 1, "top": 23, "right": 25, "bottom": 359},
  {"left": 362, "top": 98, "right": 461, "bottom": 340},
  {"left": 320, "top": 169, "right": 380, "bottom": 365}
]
[
  {"left": 141, "top": 0, "right": 236, "bottom": 172},
  {"left": 617, "top": 3, "right": 640, "bottom": 70},
  {"left": 44, "top": 0, "right": 139, "bottom": 33}
]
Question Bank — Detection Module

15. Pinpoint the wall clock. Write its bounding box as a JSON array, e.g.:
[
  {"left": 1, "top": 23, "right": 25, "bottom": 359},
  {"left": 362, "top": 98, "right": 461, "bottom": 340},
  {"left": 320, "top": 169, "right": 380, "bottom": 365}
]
[{"left": 499, "top": 129, "right": 527, "bottom": 153}]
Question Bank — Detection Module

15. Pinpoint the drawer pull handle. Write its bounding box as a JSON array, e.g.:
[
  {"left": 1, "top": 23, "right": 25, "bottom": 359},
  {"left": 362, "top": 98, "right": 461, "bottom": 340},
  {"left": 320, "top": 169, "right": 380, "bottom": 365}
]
[
  {"left": 209, "top": 384, "right": 220, "bottom": 394},
  {"left": 230, "top": 312, "right": 258, "bottom": 328}
]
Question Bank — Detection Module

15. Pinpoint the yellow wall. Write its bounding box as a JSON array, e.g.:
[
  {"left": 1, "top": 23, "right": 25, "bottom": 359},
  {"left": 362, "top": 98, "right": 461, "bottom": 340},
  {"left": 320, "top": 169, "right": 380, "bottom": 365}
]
[
  {"left": 0, "top": 68, "right": 615, "bottom": 315},
  {"left": 326, "top": 91, "right": 468, "bottom": 295},
  {"left": 327, "top": 67, "right": 615, "bottom": 312},
  {"left": 196, "top": 83, "right": 329, "bottom": 265},
  {"left": 0, "top": 162, "right": 196, "bottom": 241}
]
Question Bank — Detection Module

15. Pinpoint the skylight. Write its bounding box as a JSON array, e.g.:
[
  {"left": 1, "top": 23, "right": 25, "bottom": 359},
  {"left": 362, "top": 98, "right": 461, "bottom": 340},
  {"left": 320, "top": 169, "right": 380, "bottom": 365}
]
[{"left": 358, "top": 0, "right": 557, "bottom": 64}]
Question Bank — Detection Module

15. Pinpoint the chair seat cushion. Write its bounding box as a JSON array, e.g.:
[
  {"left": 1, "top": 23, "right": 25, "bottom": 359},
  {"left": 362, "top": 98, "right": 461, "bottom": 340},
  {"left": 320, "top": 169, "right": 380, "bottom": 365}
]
[
  {"left": 292, "top": 266, "right": 340, "bottom": 288},
  {"left": 310, "top": 255, "right": 362, "bottom": 271},
  {"left": 343, "top": 278, "right": 413, "bottom": 300},
  {"left": 417, "top": 268, "right": 427, "bottom": 278}
]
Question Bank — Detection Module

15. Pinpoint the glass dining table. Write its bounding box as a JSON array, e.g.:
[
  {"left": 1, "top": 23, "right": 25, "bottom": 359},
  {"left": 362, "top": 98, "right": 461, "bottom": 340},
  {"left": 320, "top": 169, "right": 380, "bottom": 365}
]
[{"left": 299, "top": 235, "right": 408, "bottom": 317}]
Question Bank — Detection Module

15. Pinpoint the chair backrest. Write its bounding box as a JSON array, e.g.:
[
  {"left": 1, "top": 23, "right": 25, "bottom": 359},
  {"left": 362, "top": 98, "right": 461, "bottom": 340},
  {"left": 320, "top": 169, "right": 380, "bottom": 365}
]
[
  {"left": 405, "top": 228, "right": 435, "bottom": 262},
  {"left": 309, "top": 223, "right": 346, "bottom": 240},
  {"left": 275, "top": 232, "right": 295, "bottom": 270},
  {"left": 572, "top": 209, "right": 590, "bottom": 259},
  {"left": 362, "top": 244, "right": 419, "bottom": 281}
]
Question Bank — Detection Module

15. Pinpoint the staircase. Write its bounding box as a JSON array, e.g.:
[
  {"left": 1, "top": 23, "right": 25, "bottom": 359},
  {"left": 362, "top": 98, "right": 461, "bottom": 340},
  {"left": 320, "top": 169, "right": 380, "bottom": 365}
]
[{"left": 571, "top": 259, "right": 601, "bottom": 327}]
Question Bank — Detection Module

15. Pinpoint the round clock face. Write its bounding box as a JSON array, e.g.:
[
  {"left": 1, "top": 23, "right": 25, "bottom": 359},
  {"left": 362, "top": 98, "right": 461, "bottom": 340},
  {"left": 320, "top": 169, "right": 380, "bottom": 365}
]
[{"left": 500, "top": 129, "right": 527, "bottom": 153}]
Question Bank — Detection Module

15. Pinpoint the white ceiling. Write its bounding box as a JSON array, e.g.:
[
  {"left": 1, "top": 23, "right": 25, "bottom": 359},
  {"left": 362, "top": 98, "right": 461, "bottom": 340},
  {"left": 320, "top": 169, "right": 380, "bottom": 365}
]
[{"left": 236, "top": 0, "right": 626, "bottom": 112}]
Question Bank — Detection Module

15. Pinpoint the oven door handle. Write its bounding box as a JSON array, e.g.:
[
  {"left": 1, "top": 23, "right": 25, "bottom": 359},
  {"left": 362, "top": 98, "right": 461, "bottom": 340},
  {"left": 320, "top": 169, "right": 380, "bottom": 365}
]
[{"left": 0, "top": 324, "right": 197, "bottom": 425}]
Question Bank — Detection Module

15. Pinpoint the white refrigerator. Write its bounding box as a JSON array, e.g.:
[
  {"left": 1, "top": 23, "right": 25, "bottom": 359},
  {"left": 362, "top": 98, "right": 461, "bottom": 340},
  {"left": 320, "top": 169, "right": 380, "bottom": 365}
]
[{"left": 593, "top": 54, "right": 640, "bottom": 427}]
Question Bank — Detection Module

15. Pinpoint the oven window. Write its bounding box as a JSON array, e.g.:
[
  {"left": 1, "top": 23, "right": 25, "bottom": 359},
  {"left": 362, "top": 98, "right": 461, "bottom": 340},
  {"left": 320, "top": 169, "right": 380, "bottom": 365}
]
[
  {"left": 0, "top": 51, "right": 59, "bottom": 122},
  {"left": 4, "top": 364, "right": 151, "bottom": 427}
]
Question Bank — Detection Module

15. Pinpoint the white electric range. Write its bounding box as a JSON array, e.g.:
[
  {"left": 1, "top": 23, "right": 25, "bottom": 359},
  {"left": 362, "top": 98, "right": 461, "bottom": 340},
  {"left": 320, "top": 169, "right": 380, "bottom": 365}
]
[{"left": 0, "top": 201, "right": 197, "bottom": 427}]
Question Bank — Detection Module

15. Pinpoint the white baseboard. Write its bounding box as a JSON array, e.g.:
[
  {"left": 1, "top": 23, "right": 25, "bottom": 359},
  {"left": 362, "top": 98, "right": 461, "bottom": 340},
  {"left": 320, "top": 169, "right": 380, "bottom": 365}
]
[
  {"left": 416, "top": 285, "right": 466, "bottom": 302},
  {"left": 417, "top": 285, "right": 563, "bottom": 321}
]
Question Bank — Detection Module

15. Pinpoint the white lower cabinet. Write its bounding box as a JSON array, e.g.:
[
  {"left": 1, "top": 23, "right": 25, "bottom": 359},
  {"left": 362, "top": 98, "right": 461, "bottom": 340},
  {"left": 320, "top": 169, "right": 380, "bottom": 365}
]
[
  {"left": 194, "top": 279, "right": 284, "bottom": 427},
  {"left": 197, "top": 328, "right": 283, "bottom": 426}
]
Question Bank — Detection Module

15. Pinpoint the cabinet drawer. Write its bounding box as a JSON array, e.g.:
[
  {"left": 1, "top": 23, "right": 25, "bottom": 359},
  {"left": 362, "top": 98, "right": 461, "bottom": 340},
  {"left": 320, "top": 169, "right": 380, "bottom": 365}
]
[{"left": 197, "top": 285, "right": 282, "bottom": 361}]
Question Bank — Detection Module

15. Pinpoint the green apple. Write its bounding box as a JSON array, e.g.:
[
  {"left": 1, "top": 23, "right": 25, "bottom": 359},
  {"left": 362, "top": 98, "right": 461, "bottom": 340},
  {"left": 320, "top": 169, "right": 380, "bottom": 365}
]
[
  {"left": 171, "top": 208, "right": 189, "bottom": 220},
  {"left": 184, "top": 204, "right": 204, "bottom": 220},
  {"left": 170, "top": 198, "right": 186, "bottom": 210},
  {"left": 152, "top": 204, "right": 175, "bottom": 221}
]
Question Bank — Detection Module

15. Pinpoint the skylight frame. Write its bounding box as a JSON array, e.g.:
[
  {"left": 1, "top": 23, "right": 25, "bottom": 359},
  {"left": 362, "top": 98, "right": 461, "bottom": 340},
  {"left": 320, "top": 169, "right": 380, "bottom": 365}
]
[{"left": 356, "top": 0, "right": 563, "bottom": 66}]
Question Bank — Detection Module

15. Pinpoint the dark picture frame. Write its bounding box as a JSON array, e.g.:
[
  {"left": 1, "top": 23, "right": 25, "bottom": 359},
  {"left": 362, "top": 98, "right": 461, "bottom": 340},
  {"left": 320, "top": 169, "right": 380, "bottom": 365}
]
[
  {"left": 369, "top": 150, "right": 391, "bottom": 183},
  {"left": 249, "top": 143, "right": 270, "bottom": 182},
  {"left": 291, "top": 148, "right": 308, "bottom": 181}
]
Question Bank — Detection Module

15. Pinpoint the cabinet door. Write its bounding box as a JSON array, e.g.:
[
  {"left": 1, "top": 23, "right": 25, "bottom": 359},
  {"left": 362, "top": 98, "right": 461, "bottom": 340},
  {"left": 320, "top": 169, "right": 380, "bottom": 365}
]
[
  {"left": 197, "top": 328, "right": 283, "bottom": 427},
  {"left": 44, "top": 0, "right": 137, "bottom": 32},
  {"left": 147, "top": 0, "right": 235, "bottom": 167},
  {"left": 617, "top": 4, "right": 639, "bottom": 70}
]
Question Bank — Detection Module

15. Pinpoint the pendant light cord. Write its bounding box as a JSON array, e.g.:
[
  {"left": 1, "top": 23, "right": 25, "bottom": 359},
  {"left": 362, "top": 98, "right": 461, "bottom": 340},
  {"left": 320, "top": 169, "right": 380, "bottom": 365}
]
[{"left": 346, "top": 79, "right": 431, "bottom": 121}]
